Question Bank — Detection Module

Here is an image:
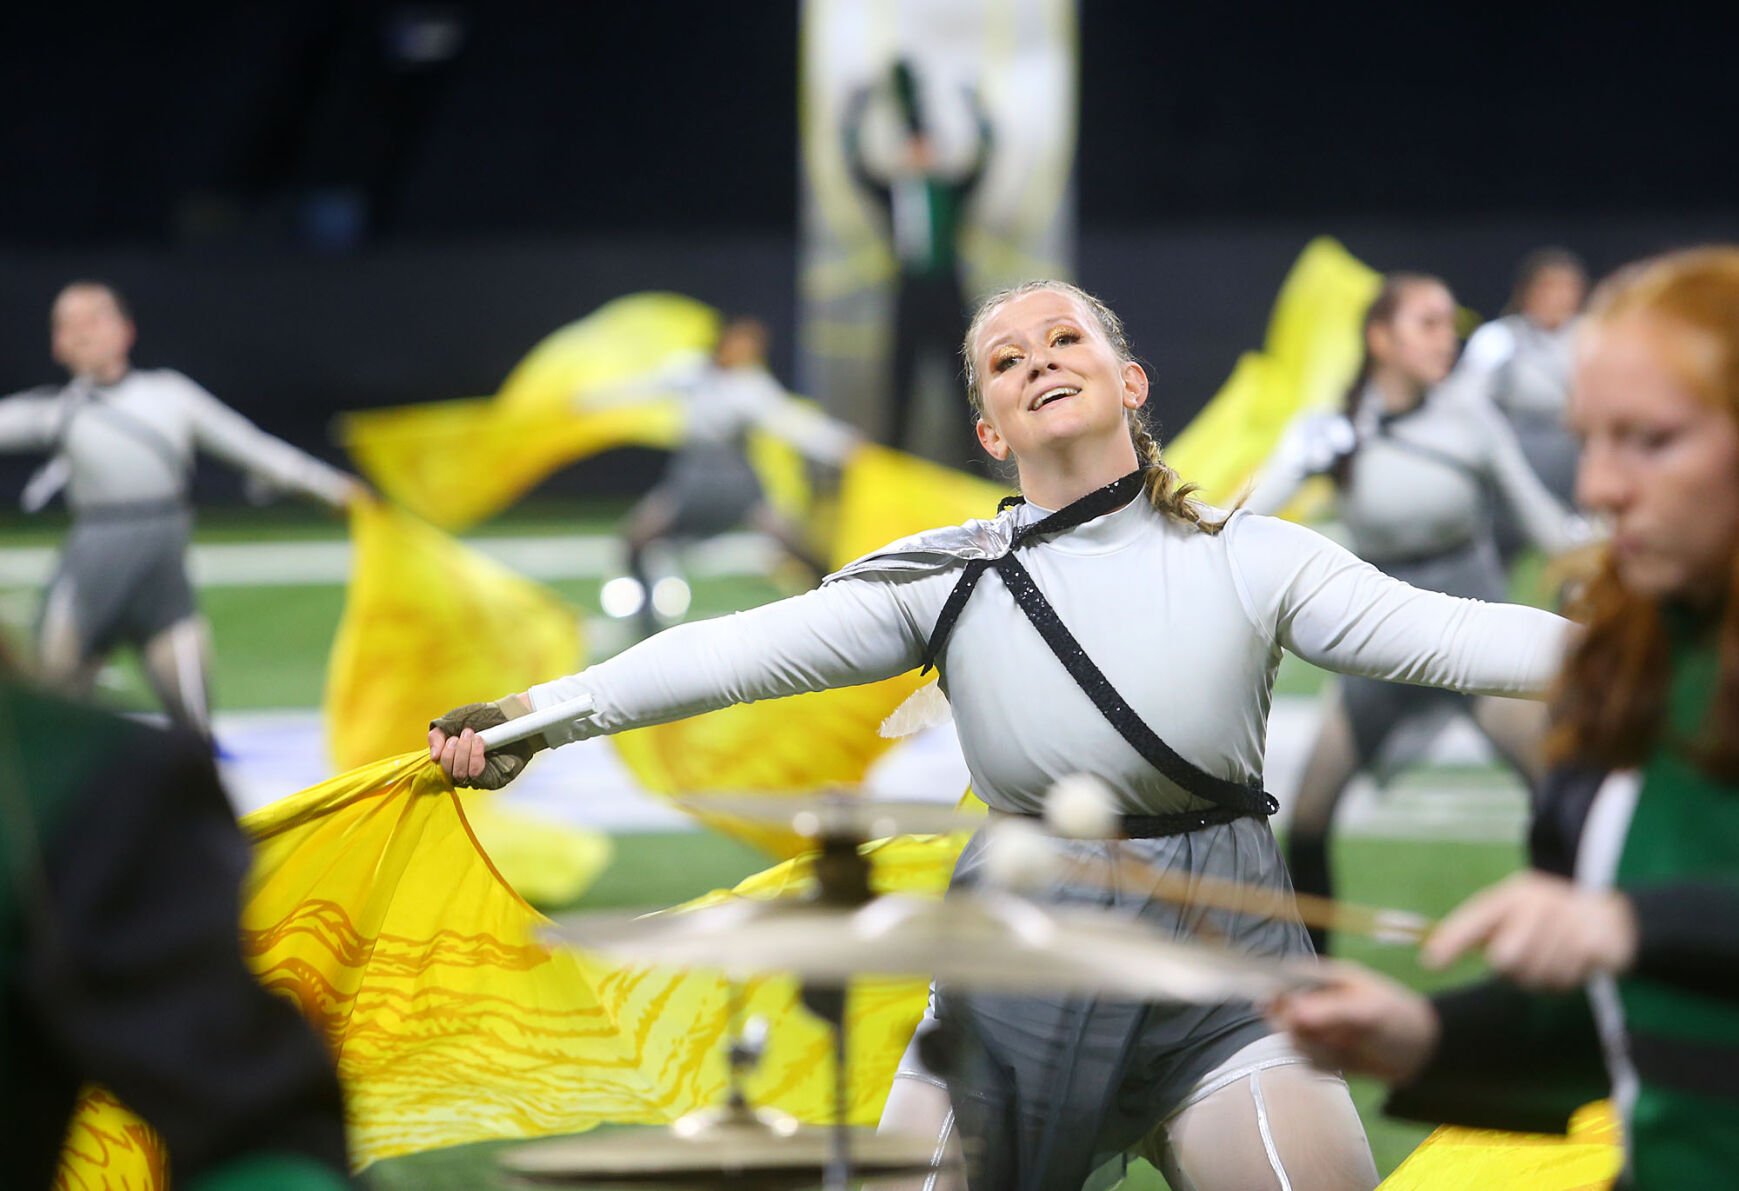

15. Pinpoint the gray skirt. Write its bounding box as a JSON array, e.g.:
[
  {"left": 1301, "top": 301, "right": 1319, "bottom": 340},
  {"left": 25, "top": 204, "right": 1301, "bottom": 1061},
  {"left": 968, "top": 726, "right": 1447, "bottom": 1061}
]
[
  {"left": 913, "top": 814, "right": 1311, "bottom": 1188},
  {"left": 651, "top": 442, "right": 766, "bottom": 537},
  {"left": 40, "top": 504, "right": 196, "bottom": 656},
  {"left": 1341, "top": 537, "right": 1509, "bottom": 766}
]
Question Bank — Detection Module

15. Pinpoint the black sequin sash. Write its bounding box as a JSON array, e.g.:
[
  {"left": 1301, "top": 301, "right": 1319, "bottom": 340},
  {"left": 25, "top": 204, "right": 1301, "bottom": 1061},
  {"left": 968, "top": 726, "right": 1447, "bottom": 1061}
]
[{"left": 921, "top": 470, "right": 1278, "bottom": 833}]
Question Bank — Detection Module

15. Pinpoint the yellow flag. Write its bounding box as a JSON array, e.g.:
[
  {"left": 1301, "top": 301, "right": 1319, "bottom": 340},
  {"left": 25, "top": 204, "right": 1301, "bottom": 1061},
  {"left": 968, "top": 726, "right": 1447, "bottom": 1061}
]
[
  {"left": 342, "top": 397, "right": 685, "bottom": 531},
  {"left": 609, "top": 446, "right": 1010, "bottom": 852},
  {"left": 1379, "top": 1101, "right": 1622, "bottom": 1190},
  {"left": 341, "top": 293, "right": 717, "bottom": 530},
  {"left": 323, "top": 500, "right": 584, "bottom": 770},
  {"left": 56, "top": 762, "right": 969, "bottom": 1184},
  {"left": 1165, "top": 236, "right": 1381, "bottom": 508}
]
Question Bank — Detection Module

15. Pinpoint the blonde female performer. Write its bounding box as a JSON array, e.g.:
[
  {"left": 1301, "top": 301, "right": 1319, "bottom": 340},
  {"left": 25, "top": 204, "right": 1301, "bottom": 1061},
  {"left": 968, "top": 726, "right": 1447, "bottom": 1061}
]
[{"left": 431, "top": 281, "right": 1571, "bottom": 1190}]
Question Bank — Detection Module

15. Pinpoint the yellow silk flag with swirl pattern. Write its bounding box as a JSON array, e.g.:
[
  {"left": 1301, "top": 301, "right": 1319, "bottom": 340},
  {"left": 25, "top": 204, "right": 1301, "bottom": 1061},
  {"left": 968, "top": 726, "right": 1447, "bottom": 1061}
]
[
  {"left": 55, "top": 760, "right": 968, "bottom": 1185},
  {"left": 609, "top": 445, "right": 1009, "bottom": 854},
  {"left": 324, "top": 499, "right": 585, "bottom": 771}
]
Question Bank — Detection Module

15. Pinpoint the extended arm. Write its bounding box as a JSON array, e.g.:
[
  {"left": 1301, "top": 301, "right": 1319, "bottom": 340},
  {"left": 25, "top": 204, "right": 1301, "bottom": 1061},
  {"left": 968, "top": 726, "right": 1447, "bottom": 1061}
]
[
  {"left": 734, "top": 371, "right": 859, "bottom": 465},
  {"left": 1240, "top": 415, "right": 1353, "bottom": 517},
  {"left": 178, "top": 378, "right": 353, "bottom": 507},
  {"left": 1229, "top": 512, "right": 1572, "bottom": 696},
  {"left": 0, "top": 389, "right": 63, "bottom": 453},
  {"left": 1468, "top": 395, "right": 1587, "bottom": 554},
  {"left": 526, "top": 572, "right": 936, "bottom": 747},
  {"left": 841, "top": 86, "right": 891, "bottom": 211}
]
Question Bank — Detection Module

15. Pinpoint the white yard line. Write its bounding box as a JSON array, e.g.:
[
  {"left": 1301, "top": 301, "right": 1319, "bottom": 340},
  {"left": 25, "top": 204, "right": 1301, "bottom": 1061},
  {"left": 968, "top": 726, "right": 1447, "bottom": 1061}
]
[{"left": 0, "top": 531, "right": 781, "bottom": 587}]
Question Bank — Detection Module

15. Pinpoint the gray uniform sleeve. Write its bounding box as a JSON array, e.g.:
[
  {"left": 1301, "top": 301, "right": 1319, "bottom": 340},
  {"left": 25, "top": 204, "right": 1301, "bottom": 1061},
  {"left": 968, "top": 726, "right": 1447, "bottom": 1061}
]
[
  {"left": 172, "top": 374, "right": 351, "bottom": 506},
  {"left": 1225, "top": 511, "right": 1572, "bottom": 697},
  {"left": 1465, "top": 395, "right": 1586, "bottom": 554},
  {"left": 527, "top": 572, "right": 937, "bottom": 746},
  {"left": 731, "top": 371, "right": 858, "bottom": 465},
  {"left": 0, "top": 391, "right": 62, "bottom": 452},
  {"left": 1241, "top": 414, "right": 1353, "bottom": 516}
]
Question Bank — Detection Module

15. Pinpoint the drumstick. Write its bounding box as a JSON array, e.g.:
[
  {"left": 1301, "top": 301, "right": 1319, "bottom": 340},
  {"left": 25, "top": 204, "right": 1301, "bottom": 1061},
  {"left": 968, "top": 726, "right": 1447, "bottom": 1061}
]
[{"left": 1058, "top": 852, "right": 1434, "bottom": 946}]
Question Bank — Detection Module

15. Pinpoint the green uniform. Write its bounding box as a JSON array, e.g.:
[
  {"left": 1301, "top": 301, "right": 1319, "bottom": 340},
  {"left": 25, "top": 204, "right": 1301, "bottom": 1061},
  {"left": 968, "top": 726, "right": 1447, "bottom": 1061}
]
[
  {"left": 0, "top": 679, "right": 351, "bottom": 1189},
  {"left": 1388, "top": 610, "right": 1739, "bottom": 1188}
]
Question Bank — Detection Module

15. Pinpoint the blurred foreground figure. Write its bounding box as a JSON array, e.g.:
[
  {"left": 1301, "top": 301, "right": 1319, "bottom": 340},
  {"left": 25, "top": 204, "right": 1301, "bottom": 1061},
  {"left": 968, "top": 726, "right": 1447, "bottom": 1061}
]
[
  {"left": 1245, "top": 272, "right": 1583, "bottom": 953},
  {"left": 1271, "top": 248, "right": 1739, "bottom": 1189},
  {"left": 435, "top": 279, "right": 1577, "bottom": 1189},
  {"left": 611, "top": 316, "right": 858, "bottom": 637},
  {"left": 1448, "top": 247, "right": 1590, "bottom": 562},
  {"left": 0, "top": 655, "right": 350, "bottom": 1188},
  {"left": 0, "top": 282, "right": 361, "bottom": 738}
]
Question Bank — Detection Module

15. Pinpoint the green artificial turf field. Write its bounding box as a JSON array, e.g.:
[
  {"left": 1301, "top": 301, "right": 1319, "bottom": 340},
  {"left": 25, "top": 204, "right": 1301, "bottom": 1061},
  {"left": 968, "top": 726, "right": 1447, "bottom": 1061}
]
[{"left": 0, "top": 503, "right": 1542, "bottom": 1188}]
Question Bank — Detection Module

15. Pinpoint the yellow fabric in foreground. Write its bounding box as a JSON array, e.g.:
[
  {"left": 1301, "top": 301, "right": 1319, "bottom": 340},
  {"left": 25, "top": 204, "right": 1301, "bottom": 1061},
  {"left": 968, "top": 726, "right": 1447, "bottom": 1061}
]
[
  {"left": 609, "top": 446, "right": 1009, "bottom": 853},
  {"left": 1379, "top": 1101, "right": 1622, "bottom": 1189},
  {"left": 323, "top": 500, "right": 585, "bottom": 771},
  {"left": 56, "top": 759, "right": 970, "bottom": 1184}
]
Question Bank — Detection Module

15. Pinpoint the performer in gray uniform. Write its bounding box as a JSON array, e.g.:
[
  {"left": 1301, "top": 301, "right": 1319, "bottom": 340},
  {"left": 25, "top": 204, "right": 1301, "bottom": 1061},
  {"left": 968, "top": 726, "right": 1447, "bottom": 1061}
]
[
  {"left": 1443, "top": 248, "right": 1589, "bottom": 563},
  {"left": 605, "top": 316, "right": 858, "bottom": 637},
  {"left": 1244, "top": 272, "right": 1586, "bottom": 955},
  {"left": 0, "top": 281, "right": 359, "bottom": 738},
  {"left": 432, "top": 281, "right": 1572, "bottom": 1189}
]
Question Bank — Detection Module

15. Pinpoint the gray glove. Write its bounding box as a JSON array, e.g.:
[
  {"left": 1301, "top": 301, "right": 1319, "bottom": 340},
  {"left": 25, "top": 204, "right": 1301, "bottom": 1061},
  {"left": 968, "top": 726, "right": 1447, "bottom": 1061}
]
[{"left": 429, "top": 701, "right": 534, "bottom": 790}]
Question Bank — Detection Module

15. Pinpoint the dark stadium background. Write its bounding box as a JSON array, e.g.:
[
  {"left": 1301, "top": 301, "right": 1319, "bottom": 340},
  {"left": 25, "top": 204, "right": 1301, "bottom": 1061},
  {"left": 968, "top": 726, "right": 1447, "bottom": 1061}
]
[{"left": 2, "top": 3, "right": 1735, "bottom": 500}]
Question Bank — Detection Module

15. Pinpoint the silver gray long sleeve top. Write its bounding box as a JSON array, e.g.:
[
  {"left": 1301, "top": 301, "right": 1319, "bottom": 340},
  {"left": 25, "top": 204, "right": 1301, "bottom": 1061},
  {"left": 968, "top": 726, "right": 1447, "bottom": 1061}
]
[
  {"left": 528, "top": 499, "right": 1572, "bottom": 818},
  {"left": 1443, "top": 314, "right": 1578, "bottom": 420},
  {"left": 590, "top": 353, "right": 857, "bottom": 464},
  {"left": 1242, "top": 386, "right": 1584, "bottom": 561},
  {"left": 0, "top": 369, "right": 352, "bottom": 510}
]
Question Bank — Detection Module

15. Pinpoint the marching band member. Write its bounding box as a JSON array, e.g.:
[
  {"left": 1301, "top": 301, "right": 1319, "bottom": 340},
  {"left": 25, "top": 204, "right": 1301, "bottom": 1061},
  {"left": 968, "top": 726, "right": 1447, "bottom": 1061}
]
[
  {"left": 433, "top": 280, "right": 1572, "bottom": 1189},
  {"left": 1244, "top": 272, "right": 1585, "bottom": 953},
  {"left": 0, "top": 281, "right": 362, "bottom": 738},
  {"left": 1273, "top": 247, "right": 1739, "bottom": 1191}
]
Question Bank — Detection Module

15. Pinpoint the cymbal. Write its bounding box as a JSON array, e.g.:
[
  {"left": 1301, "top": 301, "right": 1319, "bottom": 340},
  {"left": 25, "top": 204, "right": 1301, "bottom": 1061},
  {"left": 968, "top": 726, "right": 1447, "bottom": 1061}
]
[
  {"left": 500, "top": 1110, "right": 946, "bottom": 1188},
  {"left": 672, "top": 793, "right": 981, "bottom": 840},
  {"left": 543, "top": 891, "right": 1317, "bottom": 1002}
]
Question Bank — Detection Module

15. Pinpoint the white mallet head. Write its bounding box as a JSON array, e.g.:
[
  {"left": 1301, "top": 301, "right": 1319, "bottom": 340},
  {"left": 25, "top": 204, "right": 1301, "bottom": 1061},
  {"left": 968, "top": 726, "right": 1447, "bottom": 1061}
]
[
  {"left": 1044, "top": 773, "right": 1120, "bottom": 839},
  {"left": 982, "top": 818, "right": 1060, "bottom": 891}
]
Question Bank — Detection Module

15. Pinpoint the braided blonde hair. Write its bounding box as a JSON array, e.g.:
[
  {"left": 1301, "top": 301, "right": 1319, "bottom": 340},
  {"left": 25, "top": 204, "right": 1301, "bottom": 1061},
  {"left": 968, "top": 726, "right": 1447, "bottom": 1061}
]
[{"left": 962, "top": 279, "right": 1225, "bottom": 533}]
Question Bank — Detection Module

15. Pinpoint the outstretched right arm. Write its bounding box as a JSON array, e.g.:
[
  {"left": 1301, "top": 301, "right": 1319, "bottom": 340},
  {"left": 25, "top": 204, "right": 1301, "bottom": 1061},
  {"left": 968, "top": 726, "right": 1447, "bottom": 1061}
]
[
  {"left": 0, "top": 389, "right": 62, "bottom": 452},
  {"left": 432, "top": 571, "right": 939, "bottom": 784}
]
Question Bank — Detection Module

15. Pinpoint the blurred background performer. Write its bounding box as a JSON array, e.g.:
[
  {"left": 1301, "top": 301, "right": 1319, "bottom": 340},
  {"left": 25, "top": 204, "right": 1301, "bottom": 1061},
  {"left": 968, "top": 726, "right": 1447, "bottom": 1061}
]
[
  {"left": 0, "top": 282, "right": 360, "bottom": 740},
  {"left": 1243, "top": 272, "right": 1585, "bottom": 954},
  {"left": 1446, "top": 247, "right": 1591, "bottom": 564},
  {"left": 431, "top": 280, "right": 1575, "bottom": 1191},
  {"left": 843, "top": 59, "right": 994, "bottom": 464},
  {"left": 0, "top": 650, "right": 351, "bottom": 1189},
  {"left": 604, "top": 316, "right": 859, "bottom": 638},
  {"left": 1270, "top": 246, "right": 1739, "bottom": 1190}
]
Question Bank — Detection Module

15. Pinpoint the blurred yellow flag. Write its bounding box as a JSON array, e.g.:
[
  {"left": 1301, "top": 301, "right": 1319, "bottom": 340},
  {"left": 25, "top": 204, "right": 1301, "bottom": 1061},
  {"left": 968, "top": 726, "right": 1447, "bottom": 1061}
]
[
  {"left": 324, "top": 500, "right": 584, "bottom": 770},
  {"left": 341, "top": 292, "right": 717, "bottom": 530},
  {"left": 1166, "top": 236, "right": 1381, "bottom": 508},
  {"left": 1380, "top": 1101, "right": 1621, "bottom": 1189},
  {"left": 609, "top": 446, "right": 1009, "bottom": 852},
  {"left": 57, "top": 762, "right": 970, "bottom": 1184}
]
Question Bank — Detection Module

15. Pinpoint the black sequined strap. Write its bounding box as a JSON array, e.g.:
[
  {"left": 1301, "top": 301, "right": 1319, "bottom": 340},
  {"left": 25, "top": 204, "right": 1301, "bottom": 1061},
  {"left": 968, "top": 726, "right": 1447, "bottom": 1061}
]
[
  {"left": 919, "top": 469, "right": 1147, "bottom": 675},
  {"left": 1015, "top": 805, "right": 1249, "bottom": 839},
  {"left": 919, "top": 558, "right": 991, "bottom": 675},
  {"left": 993, "top": 549, "right": 1278, "bottom": 819}
]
